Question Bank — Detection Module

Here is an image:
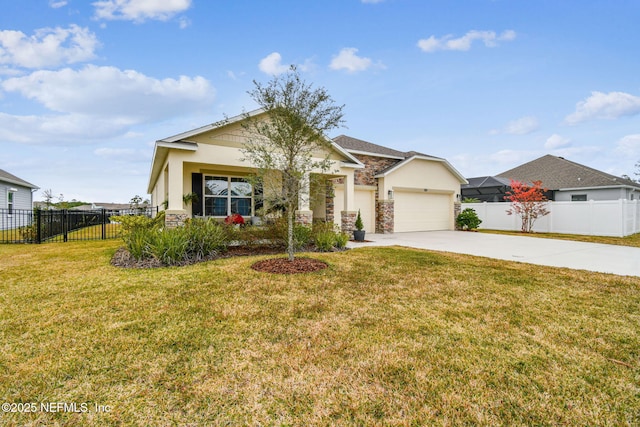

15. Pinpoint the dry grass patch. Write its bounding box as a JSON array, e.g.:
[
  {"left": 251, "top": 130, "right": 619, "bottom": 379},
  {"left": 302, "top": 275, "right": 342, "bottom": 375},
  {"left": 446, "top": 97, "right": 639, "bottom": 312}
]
[
  {"left": 0, "top": 241, "right": 639, "bottom": 425},
  {"left": 480, "top": 228, "right": 640, "bottom": 248}
]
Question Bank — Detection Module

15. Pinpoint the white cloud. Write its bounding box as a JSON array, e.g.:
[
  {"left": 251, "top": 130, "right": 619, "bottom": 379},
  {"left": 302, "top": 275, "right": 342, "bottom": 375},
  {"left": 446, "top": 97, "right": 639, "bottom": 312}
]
[
  {"left": 616, "top": 134, "right": 640, "bottom": 156},
  {"left": 49, "top": 0, "right": 68, "bottom": 8},
  {"left": 93, "top": 0, "right": 192, "bottom": 22},
  {"left": 490, "top": 116, "right": 539, "bottom": 135},
  {"left": 0, "top": 65, "right": 215, "bottom": 144},
  {"left": 329, "top": 47, "right": 373, "bottom": 73},
  {"left": 0, "top": 112, "right": 130, "bottom": 144},
  {"left": 565, "top": 91, "right": 640, "bottom": 125},
  {"left": 258, "top": 52, "right": 290, "bottom": 75},
  {"left": 0, "top": 25, "right": 99, "bottom": 68},
  {"left": 417, "top": 29, "right": 516, "bottom": 53},
  {"left": 544, "top": 134, "right": 571, "bottom": 149},
  {"left": 178, "top": 16, "right": 191, "bottom": 29},
  {"left": 2, "top": 65, "right": 214, "bottom": 120}
]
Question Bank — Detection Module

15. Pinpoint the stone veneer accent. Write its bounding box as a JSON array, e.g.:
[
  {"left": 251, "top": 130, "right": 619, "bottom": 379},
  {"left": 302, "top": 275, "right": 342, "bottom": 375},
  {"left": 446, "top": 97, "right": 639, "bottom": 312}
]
[
  {"left": 341, "top": 210, "right": 357, "bottom": 233},
  {"left": 165, "top": 212, "right": 189, "bottom": 228},
  {"left": 325, "top": 181, "right": 334, "bottom": 223},
  {"left": 453, "top": 202, "right": 462, "bottom": 230},
  {"left": 295, "top": 210, "right": 313, "bottom": 226},
  {"left": 352, "top": 154, "right": 400, "bottom": 186},
  {"left": 376, "top": 200, "right": 394, "bottom": 233}
]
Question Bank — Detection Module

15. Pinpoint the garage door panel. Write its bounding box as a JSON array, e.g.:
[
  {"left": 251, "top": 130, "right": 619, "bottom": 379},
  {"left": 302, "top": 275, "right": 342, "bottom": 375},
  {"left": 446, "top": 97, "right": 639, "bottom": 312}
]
[{"left": 394, "top": 191, "right": 451, "bottom": 232}]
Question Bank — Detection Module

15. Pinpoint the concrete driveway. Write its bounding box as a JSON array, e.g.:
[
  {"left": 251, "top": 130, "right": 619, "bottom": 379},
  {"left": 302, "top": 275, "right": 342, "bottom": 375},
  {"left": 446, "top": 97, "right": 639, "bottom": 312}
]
[{"left": 347, "top": 231, "right": 640, "bottom": 277}]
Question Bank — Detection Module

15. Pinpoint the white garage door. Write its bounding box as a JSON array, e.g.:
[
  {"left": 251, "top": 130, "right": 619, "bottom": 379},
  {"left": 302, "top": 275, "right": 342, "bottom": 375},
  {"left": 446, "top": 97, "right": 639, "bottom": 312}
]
[
  {"left": 394, "top": 191, "right": 452, "bottom": 232},
  {"left": 333, "top": 187, "right": 376, "bottom": 233}
]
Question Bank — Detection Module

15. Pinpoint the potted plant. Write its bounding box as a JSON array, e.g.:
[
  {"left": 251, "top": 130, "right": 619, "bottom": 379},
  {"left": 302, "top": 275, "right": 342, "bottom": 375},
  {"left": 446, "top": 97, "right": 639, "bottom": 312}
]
[{"left": 353, "top": 209, "right": 365, "bottom": 241}]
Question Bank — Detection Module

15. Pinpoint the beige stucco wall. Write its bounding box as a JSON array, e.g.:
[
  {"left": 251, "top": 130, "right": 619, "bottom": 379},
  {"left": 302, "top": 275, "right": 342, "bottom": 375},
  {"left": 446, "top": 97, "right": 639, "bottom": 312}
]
[
  {"left": 381, "top": 159, "right": 462, "bottom": 196},
  {"left": 148, "top": 120, "right": 358, "bottom": 220}
]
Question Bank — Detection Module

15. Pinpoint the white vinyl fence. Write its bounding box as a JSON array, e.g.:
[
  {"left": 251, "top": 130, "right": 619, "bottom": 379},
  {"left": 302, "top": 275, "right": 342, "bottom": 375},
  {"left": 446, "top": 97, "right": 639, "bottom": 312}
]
[{"left": 463, "top": 200, "right": 640, "bottom": 237}]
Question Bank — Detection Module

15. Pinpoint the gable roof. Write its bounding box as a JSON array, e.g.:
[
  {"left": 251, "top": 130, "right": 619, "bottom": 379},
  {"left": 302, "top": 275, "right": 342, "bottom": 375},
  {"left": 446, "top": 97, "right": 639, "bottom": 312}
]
[
  {"left": 333, "top": 135, "right": 407, "bottom": 159},
  {"left": 497, "top": 155, "right": 640, "bottom": 190},
  {"left": 0, "top": 169, "right": 39, "bottom": 189},
  {"left": 333, "top": 135, "right": 467, "bottom": 184},
  {"left": 148, "top": 111, "right": 364, "bottom": 193}
]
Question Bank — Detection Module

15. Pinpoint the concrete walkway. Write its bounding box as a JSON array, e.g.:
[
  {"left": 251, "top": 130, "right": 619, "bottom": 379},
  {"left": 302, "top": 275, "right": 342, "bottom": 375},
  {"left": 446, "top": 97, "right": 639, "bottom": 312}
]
[{"left": 347, "top": 231, "right": 640, "bottom": 277}]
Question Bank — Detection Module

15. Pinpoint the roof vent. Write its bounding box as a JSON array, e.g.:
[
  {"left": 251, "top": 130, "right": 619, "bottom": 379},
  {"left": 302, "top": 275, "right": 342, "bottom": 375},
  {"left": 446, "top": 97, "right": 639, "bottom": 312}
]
[{"left": 558, "top": 156, "right": 565, "bottom": 160}]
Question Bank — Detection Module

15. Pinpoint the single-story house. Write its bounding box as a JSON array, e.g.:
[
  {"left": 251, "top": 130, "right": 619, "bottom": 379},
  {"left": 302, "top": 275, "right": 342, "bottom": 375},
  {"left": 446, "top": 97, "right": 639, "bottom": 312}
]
[
  {"left": 497, "top": 155, "right": 640, "bottom": 201},
  {"left": 463, "top": 155, "right": 640, "bottom": 202},
  {"left": 0, "top": 169, "right": 39, "bottom": 230},
  {"left": 147, "top": 109, "right": 467, "bottom": 233}
]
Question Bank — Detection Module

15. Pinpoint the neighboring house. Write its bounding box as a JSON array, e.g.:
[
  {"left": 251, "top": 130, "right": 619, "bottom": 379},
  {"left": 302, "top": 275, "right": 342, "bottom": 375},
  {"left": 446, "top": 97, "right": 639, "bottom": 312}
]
[
  {"left": 147, "top": 109, "right": 467, "bottom": 233},
  {"left": 461, "top": 176, "right": 513, "bottom": 202},
  {"left": 495, "top": 155, "right": 640, "bottom": 201},
  {"left": 73, "top": 203, "right": 145, "bottom": 215},
  {"left": 0, "top": 169, "right": 39, "bottom": 230}
]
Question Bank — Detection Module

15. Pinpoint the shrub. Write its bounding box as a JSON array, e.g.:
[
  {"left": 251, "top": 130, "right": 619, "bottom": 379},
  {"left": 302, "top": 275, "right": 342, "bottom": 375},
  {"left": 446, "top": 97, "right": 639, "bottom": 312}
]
[
  {"left": 334, "top": 232, "right": 349, "bottom": 249},
  {"left": 118, "top": 215, "right": 229, "bottom": 265},
  {"left": 312, "top": 221, "right": 349, "bottom": 251},
  {"left": 184, "top": 218, "right": 229, "bottom": 260},
  {"left": 315, "top": 230, "right": 336, "bottom": 252},
  {"left": 124, "top": 228, "right": 154, "bottom": 260},
  {"left": 462, "top": 197, "right": 481, "bottom": 203},
  {"left": 111, "top": 212, "right": 164, "bottom": 237},
  {"left": 19, "top": 224, "right": 38, "bottom": 242},
  {"left": 149, "top": 227, "right": 189, "bottom": 265},
  {"left": 293, "top": 224, "right": 313, "bottom": 249},
  {"left": 456, "top": 208, "right": 482, "bottom": 230},
  {"left": 355, "top": 210, "right": 364, "bottom": 231}
]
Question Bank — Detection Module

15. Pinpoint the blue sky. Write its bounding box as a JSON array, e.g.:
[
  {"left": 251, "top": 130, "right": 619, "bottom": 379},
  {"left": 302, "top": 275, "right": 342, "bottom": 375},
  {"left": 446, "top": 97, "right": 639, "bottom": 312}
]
[{"left": 1, "top": 0, "right": 639, "bottom": 203}]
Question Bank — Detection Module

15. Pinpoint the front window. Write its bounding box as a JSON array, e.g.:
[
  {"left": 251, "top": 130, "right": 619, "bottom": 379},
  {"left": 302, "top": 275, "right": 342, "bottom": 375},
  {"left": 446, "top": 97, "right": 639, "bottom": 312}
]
[
  {"left": 7, "top": 191, "right": 14, "bottom": 214},
  {"left": 204, "top": 176, "right": 254, "bottom": 217}
]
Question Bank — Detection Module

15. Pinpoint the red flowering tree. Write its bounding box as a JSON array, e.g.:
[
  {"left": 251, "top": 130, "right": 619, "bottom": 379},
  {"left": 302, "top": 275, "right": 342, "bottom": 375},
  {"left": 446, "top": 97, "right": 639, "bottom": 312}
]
[{"left": 504, "top": 179, "right": 550, "bottom": 233}]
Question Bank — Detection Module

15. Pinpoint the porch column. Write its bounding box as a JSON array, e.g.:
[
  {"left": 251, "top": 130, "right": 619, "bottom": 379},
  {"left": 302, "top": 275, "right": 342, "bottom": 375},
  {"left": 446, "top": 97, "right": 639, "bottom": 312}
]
[
  {"left": 295, "top": 172, "right": 313, "bottom": 226},
  {"left": 165, "top": 158, "right": 188, "bottom": 228},
  {"left": 341, "top": 170, "right": 357, "bottom": 232}
]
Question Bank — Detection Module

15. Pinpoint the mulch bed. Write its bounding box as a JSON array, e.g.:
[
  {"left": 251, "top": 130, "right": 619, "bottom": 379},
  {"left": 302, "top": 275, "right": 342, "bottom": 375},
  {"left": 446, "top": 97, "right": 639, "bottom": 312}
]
[
  {"left": 251, "top": 257, "right": 328, "bottom": 274},
  {"left": 111, "top": 244, "right": 337, "bottom": 273}
]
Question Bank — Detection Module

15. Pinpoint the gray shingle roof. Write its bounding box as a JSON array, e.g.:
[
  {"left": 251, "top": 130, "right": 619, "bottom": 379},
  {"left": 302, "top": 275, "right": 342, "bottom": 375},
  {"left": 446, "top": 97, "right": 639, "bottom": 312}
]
[
  {"left": 0, "top": 169, "right": 39, "bottom": 189},
  {"left": 332, "top": 135, "right": 439, "bottom": 159},
  {"left": 332, "top": 135, "right": 406, "bottom": 158},
  {"left": 497, "top": 155, "right": 640, "bottom": 190}
]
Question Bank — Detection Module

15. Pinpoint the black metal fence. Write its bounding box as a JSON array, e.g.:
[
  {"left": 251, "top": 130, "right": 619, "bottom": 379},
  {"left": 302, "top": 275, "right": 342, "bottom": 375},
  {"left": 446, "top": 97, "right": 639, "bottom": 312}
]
[{"left": 0, "top": 207, "right": 158, "bottom": 243}]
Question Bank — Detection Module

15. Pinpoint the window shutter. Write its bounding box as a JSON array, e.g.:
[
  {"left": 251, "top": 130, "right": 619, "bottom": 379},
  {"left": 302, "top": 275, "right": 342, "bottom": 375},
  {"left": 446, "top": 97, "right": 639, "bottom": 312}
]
[{"left": 192, "top": 173, "right": 203, "bottom": 216}]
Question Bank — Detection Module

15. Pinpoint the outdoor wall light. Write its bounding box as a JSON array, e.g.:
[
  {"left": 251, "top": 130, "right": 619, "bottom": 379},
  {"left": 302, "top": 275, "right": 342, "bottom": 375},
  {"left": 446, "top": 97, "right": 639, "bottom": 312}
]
[{"left": 388, "top": 190, "right": 394, "bottom": 200}]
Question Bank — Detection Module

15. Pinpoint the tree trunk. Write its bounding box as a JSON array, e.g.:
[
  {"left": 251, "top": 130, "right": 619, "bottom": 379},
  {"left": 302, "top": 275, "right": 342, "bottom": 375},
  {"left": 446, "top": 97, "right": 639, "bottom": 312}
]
[{"left": 287, "top": 201, "right": 295, "bottom": 261}]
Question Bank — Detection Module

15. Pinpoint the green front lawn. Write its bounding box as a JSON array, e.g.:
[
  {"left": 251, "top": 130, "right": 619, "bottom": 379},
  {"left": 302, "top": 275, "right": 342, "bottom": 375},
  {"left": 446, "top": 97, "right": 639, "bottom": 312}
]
[{"left": 1, "top": 241, "right": 638, "bottom": 426}]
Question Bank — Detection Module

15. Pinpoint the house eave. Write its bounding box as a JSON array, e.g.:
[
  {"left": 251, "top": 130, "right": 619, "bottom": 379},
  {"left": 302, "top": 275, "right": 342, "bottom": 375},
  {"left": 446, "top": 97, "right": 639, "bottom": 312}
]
[
  {"left": 156, "top": 141, "right": 198, "bottom": 151},
  {"left": 374, "top": 155, "right": 468, "bottom": 184},
  {"left": 330, "top": 142, "right": 365, "bottom": 167},
  {"left": 346, "top": 149, "right": 405, "bottom": 160},
  {"left": 558, "top": 184, "right": 640, "bottom": 192},
  {"left": 0, "top": 177, "right": 39, "bottom": 190}
]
